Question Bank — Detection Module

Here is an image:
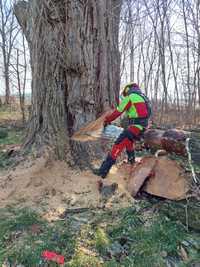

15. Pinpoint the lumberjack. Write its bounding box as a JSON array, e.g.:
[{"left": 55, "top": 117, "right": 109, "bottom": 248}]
[{"left": 94, "top": 82, "right": 152, "bottom": 178}]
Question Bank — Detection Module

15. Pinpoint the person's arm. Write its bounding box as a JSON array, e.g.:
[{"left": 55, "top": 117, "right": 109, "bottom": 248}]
[{"left": 104, "top": 96, "right": 131, "bottom": 124}]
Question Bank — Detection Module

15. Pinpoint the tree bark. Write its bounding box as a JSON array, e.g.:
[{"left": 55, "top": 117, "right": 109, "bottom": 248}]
[{"left": 14, "top": 0, "right": 122, "bottom": 163}]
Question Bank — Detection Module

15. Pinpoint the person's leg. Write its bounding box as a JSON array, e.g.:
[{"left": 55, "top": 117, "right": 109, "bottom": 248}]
[
  {"left": 94, "top": 129, "right": 136, "bottom": 178},
  {"left": 111, "top": 136, "right": 133, "bottom": 160},
  {"left": 125, "top": 125, "right": 142, "bottom": 164},
  {"left": 125, "top": 138, "right": 135, "bottom": 164},
  {"left": 94, "top": 154, "right": 116, "bottom": 178}
]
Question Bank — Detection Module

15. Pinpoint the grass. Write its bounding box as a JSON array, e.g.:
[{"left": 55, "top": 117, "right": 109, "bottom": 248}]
[
  {"left": 0, "top": 126, "right": 24, "bottom": 169},
  {"left": 94, "top": 227, "right": 110, "bottom": 255},
  {"left": 0, "top": 105, "right": 24, "bottom": 146},
  {"left": 67, "top": 252, "right": 102, "bottom": 267},
  {"left": 0, "top": 108, "right": 199, "bottom": 266},
  {"left": 0, "top": 205, "right": 199, "bottom": 266},
  {"left": 105, "top": 209, "right": 181, "bottom": 267},
  {"left": 0, "top": 207, "right": 77, "bottom": 266},
  {"left": 0, "top": 105, "right": 23, "bottom": 122},
  {"left": 0, "top": 127, "right": 23, "bottom": 146}
]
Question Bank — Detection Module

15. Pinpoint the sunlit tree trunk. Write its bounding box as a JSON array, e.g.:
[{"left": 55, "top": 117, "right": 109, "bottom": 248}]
[{"left": 14, "top": 0, "right": 122, "bottom": 163}]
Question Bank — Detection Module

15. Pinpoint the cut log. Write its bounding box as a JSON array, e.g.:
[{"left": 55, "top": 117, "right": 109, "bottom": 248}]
[
  {"left": 143, "top": 129, "right": 188, "bottom": 156},
  {"left": 143, "top": 157, "right": 189, "bottom": 200},
  {"left": 72, "top": 111, "right": 197, "bottom": 199},
  {"left": 127, "top": 156, "right": 157, "bottom": 197},
  {"left": 127, "top": 156, "right": 189, "bottom": 200}
]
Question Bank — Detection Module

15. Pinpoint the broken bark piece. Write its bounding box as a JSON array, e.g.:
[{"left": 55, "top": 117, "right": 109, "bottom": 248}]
[
  {"left": 143, "top": 157, "right": 189, "bottom": 200},
  {"left": 127, "top": 156, "right": 157, "bottom": 197}
]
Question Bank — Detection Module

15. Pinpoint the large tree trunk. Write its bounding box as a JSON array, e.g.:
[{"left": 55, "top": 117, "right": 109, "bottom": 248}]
[{"left": 14, "top": 0, "right": 122, "bottom": 162}]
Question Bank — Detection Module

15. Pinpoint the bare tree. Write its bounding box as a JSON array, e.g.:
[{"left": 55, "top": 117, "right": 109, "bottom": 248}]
[
  {"left": 119, "top": 0, "right": 200, "bottom": 126},
  {"left": 187, "top": 0, "right": 200, "bottom": 107},
  {"left": 181, "top": 0, "right": 191, "bottom": 111},
  {"left": 166, "top": 11, "right": 180, "bottom": 112},
  {"left": 0, "top": 0, "right": 20, "bottom": 104},
  {"left": 10, "top": 33, "right": 28, "bottom": 123}
]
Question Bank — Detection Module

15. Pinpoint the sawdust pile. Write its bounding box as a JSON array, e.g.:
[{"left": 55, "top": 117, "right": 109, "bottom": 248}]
[
  {"left": 0, "top": 153, "right": 190, "bottom": 218},
  {"left": 0, "top": 156, "right": 133, "bottom": 214}
]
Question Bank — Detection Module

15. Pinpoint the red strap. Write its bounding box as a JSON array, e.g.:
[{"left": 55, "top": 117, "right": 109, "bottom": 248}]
[{"left": 123, "top": 101, "right": 132, "bottom": 112}]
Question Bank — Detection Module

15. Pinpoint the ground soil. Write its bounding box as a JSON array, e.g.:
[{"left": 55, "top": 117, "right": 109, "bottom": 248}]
[
  {"left": 0, "top": 155, "right": 135, "bottom": 219},
  {"left": 0, "top": 111, "right": 192, "bottom": 221}
]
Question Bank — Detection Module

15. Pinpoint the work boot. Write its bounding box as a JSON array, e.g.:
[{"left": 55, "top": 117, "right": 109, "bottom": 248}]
[
  {"left": 126, "top": 150, "right": 135, "bottom": 164},
  {"left": 93, "top": 155, "right": 116, "bottom": 179}
]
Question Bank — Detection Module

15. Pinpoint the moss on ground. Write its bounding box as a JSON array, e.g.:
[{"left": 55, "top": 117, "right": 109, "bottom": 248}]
[{"left": 0, "top": 204, "right": 199, "bottom": 267}]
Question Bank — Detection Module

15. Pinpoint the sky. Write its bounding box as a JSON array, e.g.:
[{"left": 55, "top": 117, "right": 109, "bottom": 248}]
[
  {"left": 1, "top": 0, "right": 199, "bottom": 103},
  {"left": 0, "top": 0, "right": 31, "bottom": 95}
]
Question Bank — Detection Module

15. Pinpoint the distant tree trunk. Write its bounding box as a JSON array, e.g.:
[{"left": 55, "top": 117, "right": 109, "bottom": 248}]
[
  {"left": 166, "top": 15, "right": 180, "bottom": 113},
  {"left": 16, "top": 48, "right": 26, "bottom": 123},
  {"left": 0, "top": 9, "right": 10, "bottom": 105},
  {"left": 0, "top": 0, "right": 20, "bottom": 105},
  {"left": 14, "top": 0, "right": 122, "bottom": 163},
  {"left": 4, "top": 66, "right": 10, "bottom": 105},
  {"left": 10, "top": 32, "right": 28, "bottom": 124},
  {"left": 182, "top": 0, "right": 191, "bottom": 111}
]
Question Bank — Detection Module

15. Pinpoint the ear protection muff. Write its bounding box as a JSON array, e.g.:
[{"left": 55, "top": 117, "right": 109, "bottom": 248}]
[
  {"left": 122, "top": 82, "right": 140, "bottom": 96},
  {"left": 122, "top": 86, "right": 130, "bottom": 96}
]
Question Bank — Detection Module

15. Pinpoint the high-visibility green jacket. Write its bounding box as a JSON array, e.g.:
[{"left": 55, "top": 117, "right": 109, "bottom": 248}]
[
  {"left": 105, "top": 92, "right": 149, "bottom": 129},
  {"left": 117, "top": 93, "right": 148, "bottom": 119}
]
